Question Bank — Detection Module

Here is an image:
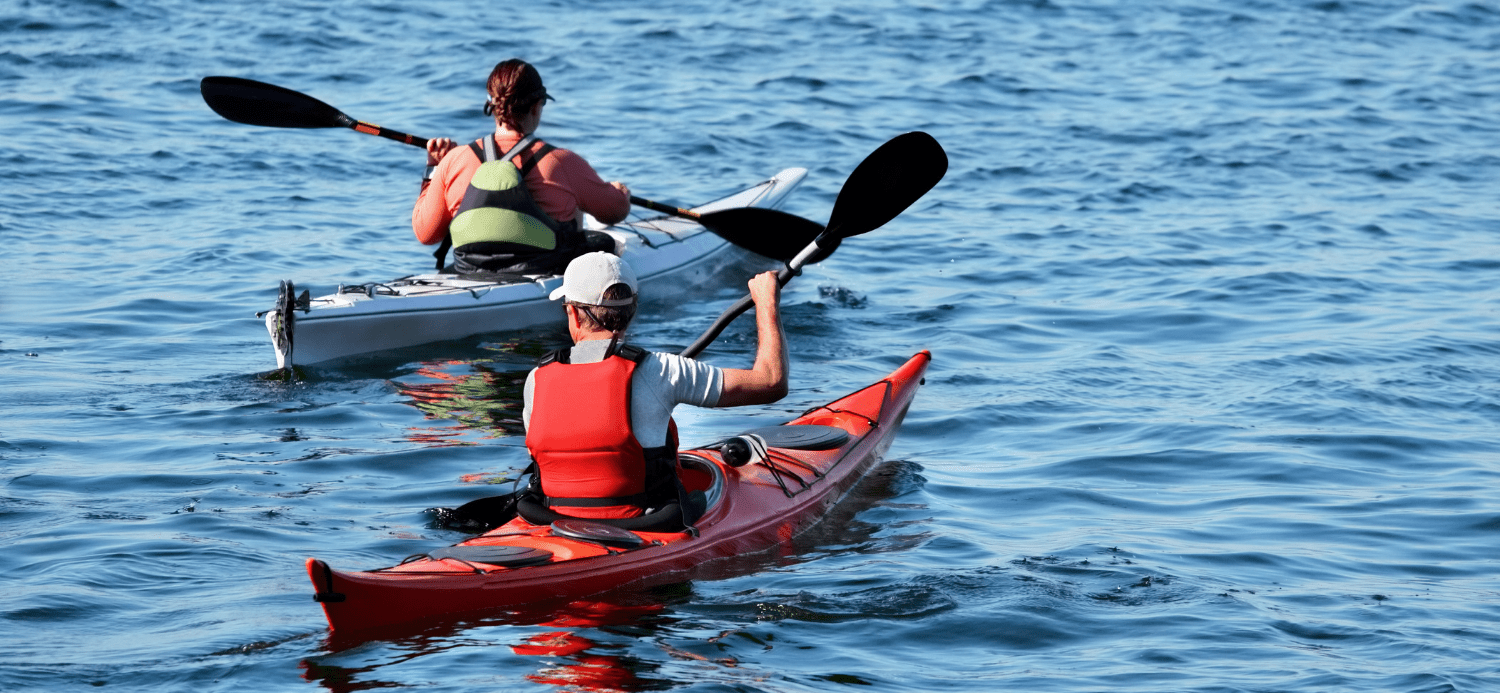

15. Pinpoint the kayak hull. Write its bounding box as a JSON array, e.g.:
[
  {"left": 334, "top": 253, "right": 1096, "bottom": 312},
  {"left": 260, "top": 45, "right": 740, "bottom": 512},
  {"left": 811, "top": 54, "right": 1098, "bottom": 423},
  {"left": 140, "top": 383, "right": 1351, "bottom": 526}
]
[
  {"left": 266, "top": 167, "right": 808, "bottom": 368},
  {"left": 307, "top": 350, "right": 931, "bottom": 633}
]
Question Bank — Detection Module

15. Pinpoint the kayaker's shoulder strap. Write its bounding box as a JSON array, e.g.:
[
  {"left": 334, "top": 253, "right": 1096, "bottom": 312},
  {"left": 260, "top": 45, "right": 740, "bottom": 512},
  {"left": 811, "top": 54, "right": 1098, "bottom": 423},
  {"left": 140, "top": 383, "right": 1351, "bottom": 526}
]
[
  {"left": 601, "top": 339, "right": 648, "bottom": 364},
  {"left": 613, "top": 343, "right": 647, "bottom": 363},
  {"left": 538, "top": 347, "right": 569, "bottom": 366},
  {"left": 483, "top": 137, "right": 555, "bottom": 178},
  {"left": 536, "top": 342, "right": 644, "bottom": 367},
  {"left": 474, "top": 133, "right": 541, "bottom": 164},
  {"left": 515, "top": 142, "right": 555, "bottom": 178}
]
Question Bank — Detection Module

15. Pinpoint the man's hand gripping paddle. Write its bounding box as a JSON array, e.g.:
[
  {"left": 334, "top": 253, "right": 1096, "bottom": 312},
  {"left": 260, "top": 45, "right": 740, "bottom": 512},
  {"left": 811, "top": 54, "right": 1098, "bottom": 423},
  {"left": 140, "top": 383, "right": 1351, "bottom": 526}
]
[{"left": 680, "top": 131, "right": 949, "bottom": 358}]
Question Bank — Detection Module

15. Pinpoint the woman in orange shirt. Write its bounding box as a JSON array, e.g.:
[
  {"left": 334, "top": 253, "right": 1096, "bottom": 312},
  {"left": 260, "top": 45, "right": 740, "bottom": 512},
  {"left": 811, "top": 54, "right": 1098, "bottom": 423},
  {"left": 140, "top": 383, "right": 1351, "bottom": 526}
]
[{"left": 413, "top": 59, "right": 630, "bottom": 274}]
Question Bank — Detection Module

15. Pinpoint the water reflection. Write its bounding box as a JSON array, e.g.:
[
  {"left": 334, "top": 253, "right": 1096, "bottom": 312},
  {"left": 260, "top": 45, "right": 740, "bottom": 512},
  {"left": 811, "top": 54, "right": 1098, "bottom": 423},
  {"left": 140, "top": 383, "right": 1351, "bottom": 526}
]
[
  {"left": 510, "top": 602, "right": 671, "bottom": 692},
  {"left": 301, "top": 598, "right": 676, "bottom": 693},
  {"left": 392, "top": 339, "right": 552, "bottom": 445},
  {"left": 395, "top": 360, "right": 526, "bottom": 445}
]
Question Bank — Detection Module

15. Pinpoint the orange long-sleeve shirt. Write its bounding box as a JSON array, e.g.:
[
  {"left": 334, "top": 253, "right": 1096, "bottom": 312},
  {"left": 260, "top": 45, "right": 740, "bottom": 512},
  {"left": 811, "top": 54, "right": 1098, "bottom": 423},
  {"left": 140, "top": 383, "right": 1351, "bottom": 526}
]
[{"left": 412, "top": 133, "right": 629, "bottom": 246}]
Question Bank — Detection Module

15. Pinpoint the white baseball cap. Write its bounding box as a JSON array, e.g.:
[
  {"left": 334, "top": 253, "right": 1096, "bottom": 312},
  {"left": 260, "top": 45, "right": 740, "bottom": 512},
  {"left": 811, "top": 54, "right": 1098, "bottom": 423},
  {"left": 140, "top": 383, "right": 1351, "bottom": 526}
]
[{"left": 548, "top": 252, "right": 638, "bottom": 306}]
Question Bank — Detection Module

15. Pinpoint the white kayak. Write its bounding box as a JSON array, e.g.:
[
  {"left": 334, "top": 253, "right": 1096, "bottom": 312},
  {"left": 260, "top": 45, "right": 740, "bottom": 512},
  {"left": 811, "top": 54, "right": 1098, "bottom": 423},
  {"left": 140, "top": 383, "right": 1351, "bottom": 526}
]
[{"left": 261, "top": 167, "right": 808, "bottom": 368}]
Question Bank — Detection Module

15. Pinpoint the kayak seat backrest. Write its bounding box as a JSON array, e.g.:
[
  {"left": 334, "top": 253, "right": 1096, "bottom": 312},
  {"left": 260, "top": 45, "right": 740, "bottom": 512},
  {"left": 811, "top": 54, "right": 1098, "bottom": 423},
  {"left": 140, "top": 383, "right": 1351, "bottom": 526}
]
[
  {"left": 677, "top": 454, "right": 723, "bottom": 514},
  {"left": 517, "top": 495, "right": 685, "bottom": 532}
]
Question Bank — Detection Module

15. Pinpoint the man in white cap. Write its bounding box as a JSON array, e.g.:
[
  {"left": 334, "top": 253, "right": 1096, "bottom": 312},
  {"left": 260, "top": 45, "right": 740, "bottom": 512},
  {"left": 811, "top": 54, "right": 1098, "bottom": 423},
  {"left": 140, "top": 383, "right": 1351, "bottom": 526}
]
[{"left": 520, "top": 252, "right": 787, "bottom": 529}]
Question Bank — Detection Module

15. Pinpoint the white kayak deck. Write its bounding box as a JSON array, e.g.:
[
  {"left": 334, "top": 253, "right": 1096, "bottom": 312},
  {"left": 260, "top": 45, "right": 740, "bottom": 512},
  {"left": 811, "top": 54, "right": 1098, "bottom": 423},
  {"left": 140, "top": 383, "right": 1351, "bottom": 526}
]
[{"left": 265, "top": 167, "right": 808, "bottom": 367}]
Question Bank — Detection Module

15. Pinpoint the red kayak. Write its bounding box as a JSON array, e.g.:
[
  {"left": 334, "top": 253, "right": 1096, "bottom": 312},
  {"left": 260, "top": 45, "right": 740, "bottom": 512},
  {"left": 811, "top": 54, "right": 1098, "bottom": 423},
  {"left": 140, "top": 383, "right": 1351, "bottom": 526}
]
[{"left": 307, "top": 351, "right": 931, "bottom": 633}]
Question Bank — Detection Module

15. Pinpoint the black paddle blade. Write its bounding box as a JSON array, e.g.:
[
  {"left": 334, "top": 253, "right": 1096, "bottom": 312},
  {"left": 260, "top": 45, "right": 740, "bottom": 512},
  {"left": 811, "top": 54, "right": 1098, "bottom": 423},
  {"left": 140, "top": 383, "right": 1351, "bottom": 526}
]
[
  {"left": 696, "top": 207, "right": 826, "bottom": 262},
  {"left": 428, "top": 492, "right": 519, "bottom": 532},
  {"left": 200, "top": 76, "right": 354, "bottom": 130},
  {"left": 826, "top": 131, "right": 948, "bottom": 239}
]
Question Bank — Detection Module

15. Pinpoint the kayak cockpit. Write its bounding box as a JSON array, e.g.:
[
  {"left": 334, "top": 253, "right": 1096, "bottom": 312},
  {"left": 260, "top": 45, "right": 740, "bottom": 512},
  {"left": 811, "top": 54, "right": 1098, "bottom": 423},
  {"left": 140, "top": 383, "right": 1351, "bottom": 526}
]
[{"left": 367, "top": 454, "right": 727, "bottom": 577}]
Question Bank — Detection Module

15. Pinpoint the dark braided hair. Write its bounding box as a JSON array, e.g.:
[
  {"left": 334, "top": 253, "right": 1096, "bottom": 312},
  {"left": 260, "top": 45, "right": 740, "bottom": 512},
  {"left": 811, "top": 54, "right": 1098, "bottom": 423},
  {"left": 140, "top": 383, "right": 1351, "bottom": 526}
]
[{"left": 485, "top": 59, "right": 549, "bottom": 132}]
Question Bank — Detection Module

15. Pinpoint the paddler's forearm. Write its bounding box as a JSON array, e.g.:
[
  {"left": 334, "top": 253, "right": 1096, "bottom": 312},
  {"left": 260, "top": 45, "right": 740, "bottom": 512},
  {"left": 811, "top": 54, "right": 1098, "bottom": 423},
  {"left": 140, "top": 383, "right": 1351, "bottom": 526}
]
[
  {"left": 715, "top": 272, "right": 789, "bottom": 407},
  {"left": 412, "top": 177, "right": 451, "bottom": 245},
  {"left": 750, "top": 297, "right": 789, "bottom": 401}
]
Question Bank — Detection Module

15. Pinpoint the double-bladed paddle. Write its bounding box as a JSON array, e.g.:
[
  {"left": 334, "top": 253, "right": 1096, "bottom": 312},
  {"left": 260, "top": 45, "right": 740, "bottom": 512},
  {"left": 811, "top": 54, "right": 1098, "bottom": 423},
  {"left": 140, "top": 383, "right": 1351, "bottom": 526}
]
[
  {"left": 430, "top": 128, "right": 943, "bottom": 527},
  {"left": 679, "top": 131, "right": 948, "bottom": 358},
  {"left": 199, "top": 76, "right": 821, "bottom": 262}
]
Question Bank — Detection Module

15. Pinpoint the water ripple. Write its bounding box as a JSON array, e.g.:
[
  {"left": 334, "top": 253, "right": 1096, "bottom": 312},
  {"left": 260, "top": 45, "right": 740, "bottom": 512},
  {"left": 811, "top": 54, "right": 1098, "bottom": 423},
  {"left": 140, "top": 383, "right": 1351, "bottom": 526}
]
[{"left": 5, "top": 0, "right": 1500, "bottom": 690}]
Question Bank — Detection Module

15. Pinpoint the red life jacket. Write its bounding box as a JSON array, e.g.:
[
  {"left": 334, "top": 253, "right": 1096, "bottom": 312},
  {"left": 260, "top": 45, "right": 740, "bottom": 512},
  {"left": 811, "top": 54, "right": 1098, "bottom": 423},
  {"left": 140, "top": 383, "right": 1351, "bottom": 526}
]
[{"left": 525, "top": 343, "right": 679, "bottom": 519}]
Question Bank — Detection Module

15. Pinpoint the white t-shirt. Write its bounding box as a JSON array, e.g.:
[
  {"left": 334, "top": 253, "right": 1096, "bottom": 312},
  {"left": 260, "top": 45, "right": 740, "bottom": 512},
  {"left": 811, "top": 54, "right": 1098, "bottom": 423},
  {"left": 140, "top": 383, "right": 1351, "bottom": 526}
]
[{"left": 522, "top": 338, "right": 724, "bottom": 447}]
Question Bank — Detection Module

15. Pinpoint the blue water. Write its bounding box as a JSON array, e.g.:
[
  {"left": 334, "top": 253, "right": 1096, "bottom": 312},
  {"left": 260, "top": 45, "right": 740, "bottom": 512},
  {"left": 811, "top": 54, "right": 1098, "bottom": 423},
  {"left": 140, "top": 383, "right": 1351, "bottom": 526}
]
[{"left": 4, "top": 0, "right": 1499, "bottom": 690}]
